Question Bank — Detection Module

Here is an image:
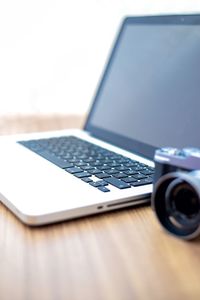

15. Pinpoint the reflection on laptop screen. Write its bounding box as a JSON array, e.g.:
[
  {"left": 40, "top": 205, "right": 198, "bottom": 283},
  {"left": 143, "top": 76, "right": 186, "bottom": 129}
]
[{"left": 89, "top": 21, "right": 200, "bottom": 149}]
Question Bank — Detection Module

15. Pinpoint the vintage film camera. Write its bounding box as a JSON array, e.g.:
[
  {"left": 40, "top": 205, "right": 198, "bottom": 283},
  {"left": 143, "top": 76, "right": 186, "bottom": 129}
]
[{"left": 152, "top": 147, "right": 200, "bottom": 240}]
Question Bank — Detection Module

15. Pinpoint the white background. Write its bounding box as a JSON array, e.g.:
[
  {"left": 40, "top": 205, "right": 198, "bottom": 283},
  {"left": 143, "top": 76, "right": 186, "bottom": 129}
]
[{"left": 0, "top": 0, "right": 200, "bottom": 116}]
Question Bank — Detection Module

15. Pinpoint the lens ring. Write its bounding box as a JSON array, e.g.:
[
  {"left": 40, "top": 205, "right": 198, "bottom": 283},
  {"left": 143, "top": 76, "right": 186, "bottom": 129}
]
[
  {"left": 165, "top": 178, "right": 200, "bottom": 228},
  {"left": 152, "top": 172, "right": 200, "bottom": 239}
]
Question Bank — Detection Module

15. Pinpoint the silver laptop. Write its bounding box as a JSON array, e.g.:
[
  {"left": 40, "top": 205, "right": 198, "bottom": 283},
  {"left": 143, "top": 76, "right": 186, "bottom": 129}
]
[{"left": 0, "top": 14, "right": 200, "bottom": 225}]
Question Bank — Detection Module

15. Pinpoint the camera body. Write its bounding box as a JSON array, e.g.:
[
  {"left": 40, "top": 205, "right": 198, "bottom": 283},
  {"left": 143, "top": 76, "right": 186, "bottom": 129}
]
[
  {"left": 152, "top": 147, "right": 200, "bottom": 240},
  {"left": 154, "top": 147, "right": 200, "bottom": 182}
]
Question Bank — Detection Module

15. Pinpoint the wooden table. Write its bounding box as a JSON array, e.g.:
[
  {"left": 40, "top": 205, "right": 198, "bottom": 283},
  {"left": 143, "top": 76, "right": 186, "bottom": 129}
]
[{"left": 0, "top": 115, "right": 200, "bottom": 300}]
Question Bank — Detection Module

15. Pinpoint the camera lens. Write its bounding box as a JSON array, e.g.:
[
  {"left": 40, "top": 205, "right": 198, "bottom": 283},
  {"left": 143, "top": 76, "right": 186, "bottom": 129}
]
[
  {"left": 152, "top": 172, "right": 200, "bottom": 239},
  {"left": 166, "top": 179, "right": 200, "bottom": 226}
]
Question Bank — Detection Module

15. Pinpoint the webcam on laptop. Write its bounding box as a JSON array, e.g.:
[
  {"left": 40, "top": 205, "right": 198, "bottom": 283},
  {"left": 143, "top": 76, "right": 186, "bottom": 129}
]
[{"left": 152, "top": 147, "right": 200, "bottom": 240}]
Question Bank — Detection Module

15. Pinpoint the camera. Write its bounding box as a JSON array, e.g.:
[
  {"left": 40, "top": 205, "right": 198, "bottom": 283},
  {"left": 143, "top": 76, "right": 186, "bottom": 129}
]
[{"left": 152, "top": 147, "right": 200, "bottom": 240}]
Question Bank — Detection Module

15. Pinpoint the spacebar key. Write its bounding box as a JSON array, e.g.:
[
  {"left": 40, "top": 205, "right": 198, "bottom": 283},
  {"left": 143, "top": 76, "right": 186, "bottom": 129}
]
[
  {"left": 105, "top": 177, "right": 131, "bottom": 189},
  {"left": 38, "top": 150, "right": 73, "bottom": 169}
]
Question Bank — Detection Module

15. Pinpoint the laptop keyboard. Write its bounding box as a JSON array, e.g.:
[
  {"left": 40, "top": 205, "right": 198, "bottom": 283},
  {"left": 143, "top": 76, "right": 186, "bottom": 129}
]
[{"left": 18, "top": 136, "right": 154, "bottom": 193}]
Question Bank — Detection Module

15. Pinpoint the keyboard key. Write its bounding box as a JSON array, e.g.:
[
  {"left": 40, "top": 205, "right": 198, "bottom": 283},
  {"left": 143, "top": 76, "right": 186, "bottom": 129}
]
[
  {"left": 101, "top": 159, "right": 113, "bottom": 164},
  {"left": 108, "top": 162, "right": 121, "bottom": 168},
  {"left": 75, "top": 162, "right": 87, "bottom": 167},
  {"left": 84, "top": 158, "right": 95, "bottom": 163},
  {"left": 89, "top": 180, "right": 108, "bottom": 187},
  {"left": 109, "top": 155, "right": 121, "bottom": 160},
  {"left": 121, "top": 177, "right": 137, "bottom": 183},
  {"left": 113, "top": 173, "right": 127, "bottom": 179},
  {"left": 95, "top": 173, "right": 111, "bottom": 179},
  {"left": 116, "top": 166, "right": 129, "bottom": 172},
  {"left": 80, "top": 165, "right": 94, "bottom": 171},
  {"left": 90, "top": 161, "right": 103, "bottom": 167},
  {"left": 89, "top": 181, "right": 102, "bottom": 187},
  {"left": 140, "top": 169, "right": 155, "bottom": 175},
  {"left": 88, "top": 169, "right": 102, "bottom": 175},
  {"left": 105, "top": 169, "right": 119, "bottom": 175},
  {"left": 132, "top": 173, "right": 147, "bottom": 180},
  {"left": 66, "top": 167, "right": 82, "bottom": 174},
  {"left": 117, "top": 158, "right": 130, "bottom": 164},
  {"left": 98, "top": 165, "right": 111, "bottom": 171},
  {"left": 67, "top": 158, "right": 80, "bottom": 163},
  {"left": 97, "top": 180, "right": 108, "bottom": 186},
  {"left": 98, "top": 186, "right": 110, "bottom": 192},
  {"left": 125, "top": 162, "right": 137, "bottom": 167},
  {"left": 105, "top": 177, "right": 131, "bottom": 189},
  {"left": 81, "top": 177, "right": 93, "bottom": 183},
  {"left": 131, "top": 166, "right": 145, "bottom": 172},
  {"left": 131, "top": 177, "right": 153, "bottom": 187},
  {"left": 124, "top": 170, "right": 138, "bottom": 176},
  {"left": 74, "top": 172, "right": 91, "bottom": 178}
]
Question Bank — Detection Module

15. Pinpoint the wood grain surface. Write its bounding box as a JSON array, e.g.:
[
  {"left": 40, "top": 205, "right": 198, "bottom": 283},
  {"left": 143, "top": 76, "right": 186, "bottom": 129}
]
[{"left": 0, "top": 115, "right": 200, "bottom": 300}]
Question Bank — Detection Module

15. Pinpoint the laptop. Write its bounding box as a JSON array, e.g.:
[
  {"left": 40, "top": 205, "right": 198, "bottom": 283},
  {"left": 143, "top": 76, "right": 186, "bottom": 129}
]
[{"left": 0, "top": 14, "right": 200, "bottom": 225}]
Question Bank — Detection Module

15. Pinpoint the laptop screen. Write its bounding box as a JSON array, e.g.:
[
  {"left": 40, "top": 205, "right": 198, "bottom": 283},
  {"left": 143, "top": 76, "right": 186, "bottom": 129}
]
[{"left": 85, "top": 15, "right": 200, "bottom": 159}]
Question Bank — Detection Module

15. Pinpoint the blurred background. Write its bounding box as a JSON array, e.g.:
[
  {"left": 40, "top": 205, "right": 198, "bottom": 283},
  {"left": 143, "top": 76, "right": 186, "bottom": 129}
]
[{"left": 0, "top": 0, "right": 200, "bottom": 117}]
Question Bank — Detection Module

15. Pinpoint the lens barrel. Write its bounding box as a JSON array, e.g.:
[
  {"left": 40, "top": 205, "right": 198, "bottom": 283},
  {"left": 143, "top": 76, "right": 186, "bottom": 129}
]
[{"left": 152, "top": 171, "right": 200, "bottom": 240}]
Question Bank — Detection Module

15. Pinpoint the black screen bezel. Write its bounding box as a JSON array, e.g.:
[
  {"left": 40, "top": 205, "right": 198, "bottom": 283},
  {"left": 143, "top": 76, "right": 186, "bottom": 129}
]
[{"left": 84, "top": 14, "right": 200, "bottom": 160}]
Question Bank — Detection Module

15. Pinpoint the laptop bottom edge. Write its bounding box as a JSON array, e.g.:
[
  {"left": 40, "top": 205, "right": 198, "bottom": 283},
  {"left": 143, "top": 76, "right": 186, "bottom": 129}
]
[{"left": 0, "top": 192, "right": 150, "bottom": 226}]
